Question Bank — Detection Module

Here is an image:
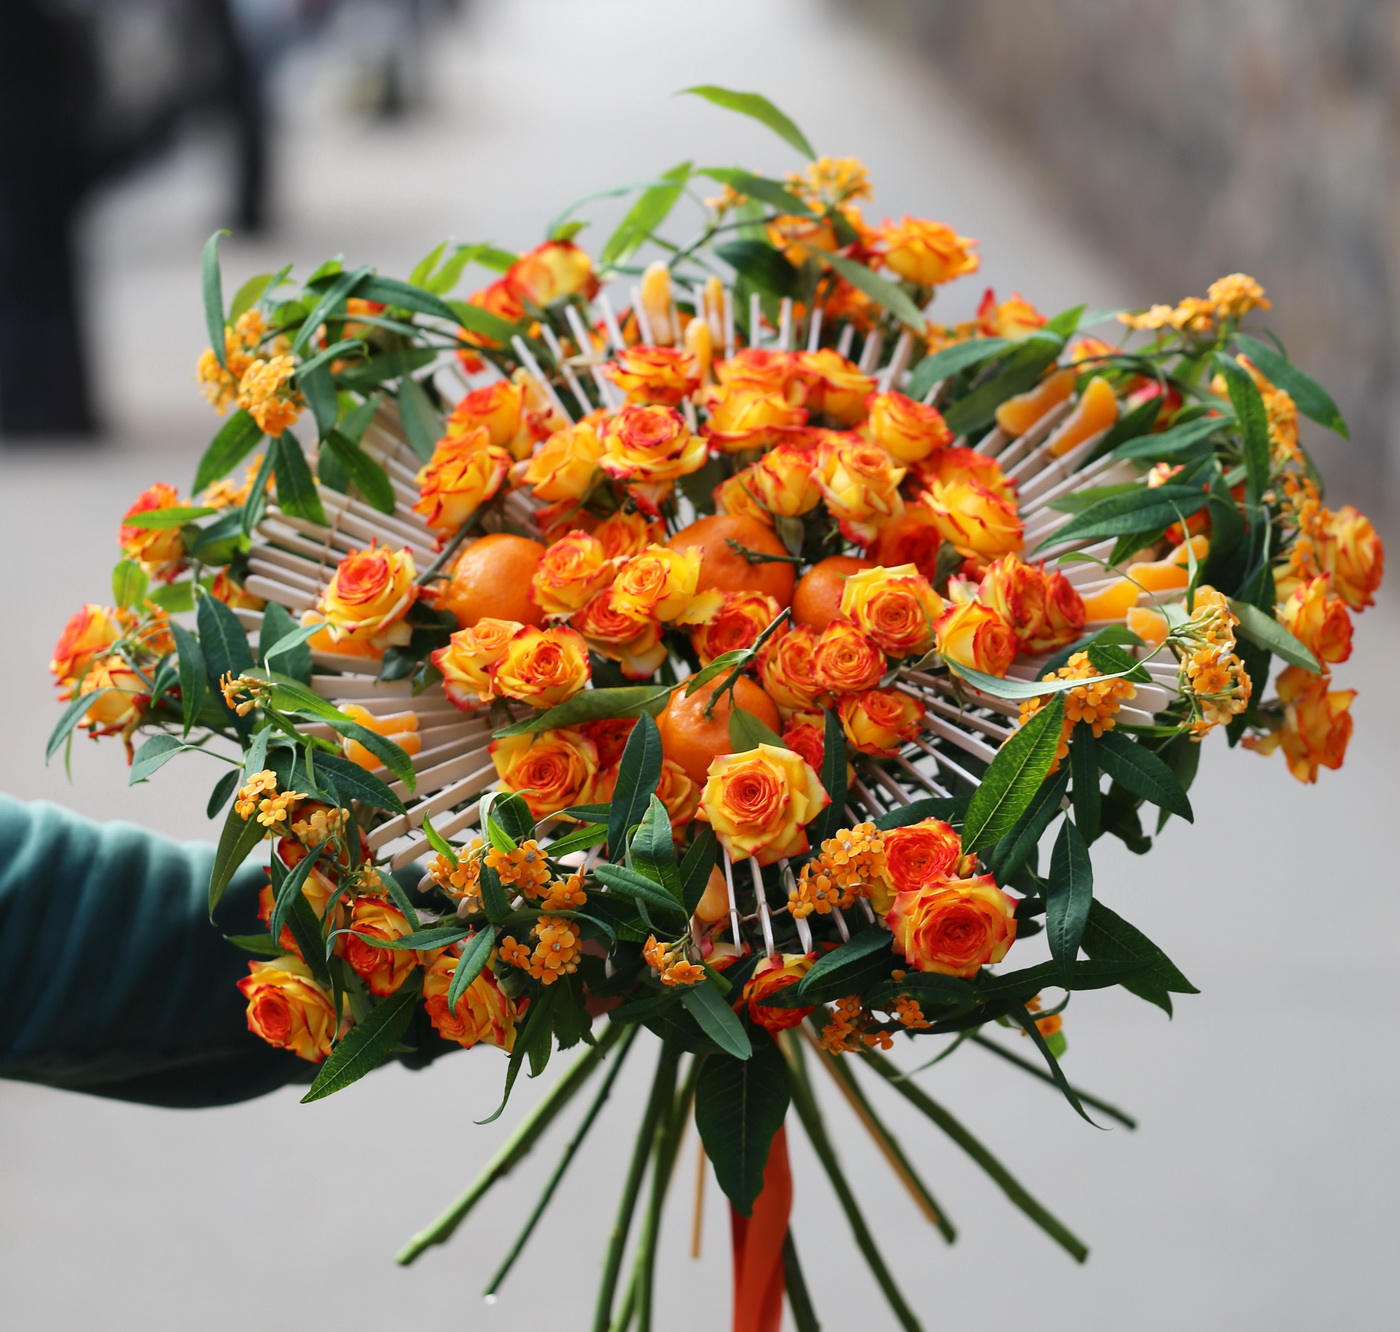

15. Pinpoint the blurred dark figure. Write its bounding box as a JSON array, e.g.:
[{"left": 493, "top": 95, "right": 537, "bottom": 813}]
[{"left": 0, "top": 0, "right": 267, "bottom": 439}]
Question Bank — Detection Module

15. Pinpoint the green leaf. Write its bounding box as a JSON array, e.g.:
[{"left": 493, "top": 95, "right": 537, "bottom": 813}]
[
  {"left": 1229, "top": 598, "right": 1320, "bottom": 672},
  {"left": 308, "top": 752, "right": 407, "bottom": 816},
  {"left": 714, "top": 240, "right": 801, "bottom": 298},
  {"left": 396, "top": 374, "right": 443, "bottom": 463},
  {"left": 269, "top": 840, "right": 330, "bottom": 944},
  {"left": 608, "top": 712, "right": 664, "bottom": 852},
  {"left": 1085, "top": 393, "right": 1166, "bottom": 464},
  {"left": 355, "top": 274, "right": 466, "bottom": 327},
  {"left": 146, "top": 581, "right": 196, "bottom": 613},
  {"left": 229, "top": 271, "right": 276, "bottom": 322},
  {"left": 291, "top": 264, "right": 371, "bottom": 355},
  {"left": 492, "top": 684, "right": 673, "bottom": 738},
  {"left": 446, "top": 928, "right": 498, "bottom": 1012},
  {"left": 258, "top": 602, "right": 313, "bottom": 683},
  {"left": 1037, "top": 483, "right": 1210, "bottom": 550},
  {"left": 1068, "top": 724, "right": 1100, "bottom": 839},
  {"left": 680, "top": 86, "right": 816, "bottom": 158},
  {"left": 948, "top": 657, "right": 1142, "bottom": 702},
  {"left": 1235, "top": 334, "right": 1349, "bottom": 439},
  {"left": 694, "top": 1035, "right": 787, "bottom": 1216},
  {"left": 1095, "top": 731, "right": 1194, "bottom": 820},
  {"left": 986, "top": 767, "right": 1069, "bottom": 881},
  {"left": 873, "top": 796, "right": 968, "bottom": 832},
  {"left": 1109, "top": 414, "right": 1234, "bottom": 463},
  {"left": 128, "top": 734, "right": 200, "bottom": 784},
  {"left": 224, "top": 932, "right": 282, "bottom": 957},
  {"left": 1079, "top": 899, "right": 1198, "bottom": 1015},
  {"left": 865, "top": 971, "right": 977, "bottom": 1010},
  {"left": 343, "top": 923, "right": 472, "bottom": 952},
  {"left": 201, "top": 230, "right": 229, "bottom": 368},
  {"left": 1045, "top": 818, "right": 1093, "bottom": 985},
  {"left": 593, "top": 863, "right": 685, "bottom": 921},
  {"left": 196, "top": 589, "right": 254, "bottom": 691},
  {"left": 193, "top": 409, "right": 264, "bottom": 494},
  {"left": 727, "top": 706, "right": 785, "bottom": 753},
  {"left": 270, "top": 436, "right": 328, "bottom": 525},
  {"left": 1005, "top": 1003, "right": 1102, "bottom": 1126},
  {"left": 120, "top": 505, "right": 219, "bottom": 530},
  {"left": 680, "top": 824, "right": 719, "bottom": 915},
  {"left": 680, "top": 982, "right": 753, "bottom": 1061},
  {"left": 630, "top": 796, "right": 682, "bottom": 900},
  {"left": 787, "top": 927, "right": 894, "bottom": 1006},
  {"left": 166, "top": 622, "right": 205, "bottom": 735},
  {"left": 1213, "top": 353, "right": 1270, "bottom": 508},
  {"left": 600, "top": 161, "right": 692, "bottom": 268},
  {"left": 962, "top": 694, "right": 1064, "bottom": 852},
  {"left": 820, "top": 248, "right": 926, "bottom": 333},
  {"left": 206, "top": 767, "right": 241, "bottom": 818},
  {"left": 208, "top": 799, "right": 265, "bottom": 915},
  {"left": 301, "top": 983, "right": 419, "bottom": 1103},
  {"left": 905, "top": 337, "right": 1013, "bottom": 400},
  {"left": 321, "top": 430, "right": 396, "bottom": 514},
  {"left": 542, "top": 821, "right": 610, "bottom": 858},
  {"left": 699, "top": 167, "right": 813, "bottom": 216},
  {"left": 419, "top": 811, "right": 457, "bottom": 864},
  {"left": 112, "top": 559, "right": 148, "bottom": 609},
  {"left": 941, "top": 334, "right": 1064, "bottom": 436}
]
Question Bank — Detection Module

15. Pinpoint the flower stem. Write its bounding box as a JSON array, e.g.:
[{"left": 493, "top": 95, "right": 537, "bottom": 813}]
[
  {"left": 395, "top": 1018, "right": 627, "bottom": 1265},
  {"left": 782, "top": 1231, "right": 821, "bottom": 1332},
  {"left": 482, "top": 1023, "right": 641, "bottom": 1298},
  {"left": 635, "top": 1055, "right": 700, "bottom": 1331}
]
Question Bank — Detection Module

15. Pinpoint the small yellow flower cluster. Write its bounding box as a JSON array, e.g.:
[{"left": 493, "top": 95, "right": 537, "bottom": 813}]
[
  {"left": 1120, "top": 273, "right": 1270, "bottom": 335},
  {"left": 1020, "top": 652, "right": 1137, "bottom": 767},
  {"left": 1170, "top": 588, "right": 1252, "bottom": 739},
  {"left": 290, "top": 805, "right": 346, "bottom": 845},
  {"left": 893, "top": 996, "right": 930, "bottom": 1030},
  {"left": 789, "top": 823, "right": 886, "bottom": 919},
  {"left": 196, "top": 310, "right": 268, "bottom": 413},
  {"left": 788, "top": 155, "right": 873, "bottom": 207},
  {"left": 542, "top": 871, "right": 587, "bottom": 912},
  {"left": 817, "top": 995, "right": 892, "bottom": 1054},
  {"left": 235, "top": 769, "right": 277, "bottom": 819},
  {"left": 484, "top": 839, "right": 552, "bottom": 897},
  {"left": 427, "top": 842, "right": 485, "bottom": 912},
  {"left": 202, "top": 456, "right": 264, "bottom": 510},
  {"left": 236, "top": 353, "right": 301, "bottom": 438},
  {"left": 642, "top": 935, "right": 706, "bottom": 987},
  {"left": 235, "top": 769, "right": 306, "bottom": 829},
  {"left": 219, "top": 671, "right": 266, "bottom": 717},
  {"left": 499, "top": 915, "right": 584, "bottom": 986}
]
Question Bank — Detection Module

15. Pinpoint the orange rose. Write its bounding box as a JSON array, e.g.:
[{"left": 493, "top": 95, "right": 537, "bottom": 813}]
[
  {"left": 50, "top": 604, "right": 121, "bottom": 696},
  {"left": 924, "top": 478, "right": 1024, "bottom": 563},
  {"left": 599, "top": 404, "right": 708, "bottom": 511},
  {"left": 1262, "top": 665, "right": 1356, "bottom": 784},
  {"left": 780, "top": 715, "right": 827, "bottom": 773},
  {"left": 877, "top": 818, "right": 963, "bottom": 913},
  {"left": 698, "top": 744, "right": 830, "bottom": 864},
  {"left": 1279, "top": 575, "right": 1353, "bottom": 665},
  {"left": 1315, "top": 506, "right": 1384, "bottom": 610},
  {"left": 490, "top": 727, "right": 600, "bottom": 817},
  {"left": 572, "top": 589, "right": 668, "bottom": 679},
  {"left": 594, "top": 509, "right": 663, "bottom": 561},
  {"left": 702, "top": 385, "right": 808, "bottom": 453},
  {"left": 432, "top": 617, "right": 522, "bottom": 708},
  {"left": 605, "top": 345, "right": 701, "bottom": 406},
  {"left": 840, "top": 564, "right": 943, "bottom": 658},
  {"left": 120, "top": 482, "right": 187, "bottom": 581},
  {"left": 491, "top": 625, "right": 591, "bottom": 708},
  {"left": 210, "top": 569, "right": 264, "bottom": 612},
  {"left": 812, "top": 619, "right": 887, "bottom": 695},
  {"left": 691, "top": 591, "right": 781, "bottom": 665},
  {"left": 445, "top": 374, "right": 564, "bottom": 462},
  {"left": 766, "top": 213, "right": 841, "bottom": 266},
  {"left": 714, "top": 347, "right": 806, "bottom": 402},
  {"left": 455, "top": 278, "right": 526, "bottom": 372},
  {"left": 871, "top": 504, "right": 946, "bottom": 582},
  {"left": 878, "top": 217, "right": 980, "bottom": 286},
  {"left": 838, "top": 686, "right": 925, "bottom": 756},
  {"left": 531, "top": 530, "right": 614, "bottom": 616},
  {"left": 340, "top": 896, "right": 419, "bottom": 997},
  {"left": 742, "top": 952, "right": 816, "bottom": 1032},
  {"left": 793, "top": 349, "right": 876, "bottom": 426},
  {"left": 611, "top": 544, "right": 701, "bottom": 621},
  {"left": 976, "top": 554, "right": 1049, "bottom": 651},
  {"left": 886, "top": 875, "right": 1017, "bottom": 977},
  {"left": 413, "top": 427, "right": 512, "bottom": 534},
  {"left": 77, "top": 655, "right": 150, "bottom": 743},
  {"left": 758, "top": 624, "right": 828, "bottom": 715},
  {"left": 522, "top": 412, "right": 605, "bottom": 502},
  {"left": 750, "top": 441, "right": 823, "bottom": 516},
  {"left": 713, "top": 468, "right": 776, "bottom": 527},
  {"left": 318, "top": 545, "right": 418, "bottom": 648},
  {"left": 657, "top": 756, "right": 701, "bottom": 831},
  {"left": 1043, "top": 568, "right": 1087, "bottom": 650},
  {"left": 920, "top": 447, "right": 1015, "bottom": 502},
  {"left": 423, "top": 951, "right": 517, "bottom": 1051},
  {"left": 237, "top": 956, "right": 340, "bottom": 1062},
  {"left": 935, "top": 600, "right": 1018, "bottom": 677},
  {"left": 976, "top": 288, "right": 1046, "bottom": 339},
  {"left": 578, "top": 717, "right": 637, "bottom": 769},
  {"left": 816, "top": 436, "right": 906, "bottom": 541},
  {"left": 865, "top": 390, "right": 953, "bottom": 463},
  {"left": 506, "top": 239, "right": 599, "bottom": 306}
]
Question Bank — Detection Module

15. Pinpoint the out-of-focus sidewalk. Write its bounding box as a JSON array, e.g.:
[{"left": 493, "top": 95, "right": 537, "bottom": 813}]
[{"left": 1, "top": 3, "right": 1396, "bottom": 1329}]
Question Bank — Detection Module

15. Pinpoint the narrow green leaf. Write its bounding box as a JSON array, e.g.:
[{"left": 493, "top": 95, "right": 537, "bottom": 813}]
[
  {"left": 225, "top": 932, "right": 282, "bottom": 957},
  {"left": 864, "top": 971, "right": 977, "bottom": 1010},
  {"left": 342, "top": 923, "right": 472, "bottom": 952},
  {"left": 1079, "top": 899, "right": 1198, "bottom": 1015},
  {"left": 168, "top": 622, "right": 206, "bottom": 735},
  {"left": 727, "top": 706, "right": 785, "bottom": 752},
  {"left": 396, "top": 374, "right": 443, "bottom": 463},
  {"left": 962, "top": 694, "right": 1065, "bottom": 852},
  {"left": 809, "top": 705, "right": 847, "bottom": 845},
  {"left": 1045, "top": 818, "right": 1093, "bottom": 984},
  {"left": 1235, "top": 334, "right": 1349, "bottom": 439},
  {"left": 146, "top": 581, "right": 196, "bottom": 613},
  {"left": 208, "top": 799, "right": 265, "bottom": 915},
  {"left": 447, "top": 927, "right": 498, "bottom": 1011},
  {"left": 608, "top": 712, "right": 664, "bottom": 852},
  {"left": 714, "top": 240, "right": 802, "bottom": 299},
  {"left": 120, "top": 505, "right": 219, "bottom": 530},
  {"left": 821, "top": 248, "right": 926, "bottom": 333},
  {"left": 949, "top": 657, "right": 1144, "bottom": 702},
  {"left": 694, "top": 1037, "right": 787, "bottom": 1216},
  {"left": 202, "top": 230, "right": 229, "bottom": 368},
  {"left": 1005, "top": 1004, "right": 1102, "bottom": 1127},
  {"left": 258, "top": 601, "right": 313, "bottom": 683},
  {"left": 193, "top": 409, "right": 264, "bottom": 494},
  {"left": 600, "top": 161, "right": 692, "bottom": 268},
  {"left": 306, "top": 753, "right": 407, "bottom": 816},
  {"left": 680, "top": 824, "right": 719, "bottom": 915},
  {"left": 1213, "top": 353, "right": 1271, "bottom": 508},
  {"left": 356, "top": 274, "right": 465, "bottom": 326},
  {"left": 269, "top": 840, "right": 330, "bottom": 945},
  {"left": 260, "top": 620, "right": 324, "bottom": 672},
  {"left": 1036, "top": 483, "right": 1210, "bottom": 550},
  {"left": 1229, "top": 598, "right": 1320, "bottom": 672},
  {"left": 1095, "top": 731, "right": 1194, "bottom": 820},
  {"left": 680, "top": 983, "right": 753, "bottom": 1061},
  {"left": 271, "top": 436, "right": 328, "bottom": 525},
  {"left": 941, "top": 335, "right": 1063, "bottom": 435},
  {"left": 493, "top": 684, "right": 673, "bottom": 738},
  {"left": 229, "top": 271, "right": 276, "bottom": 322},
  {"left": 698, "top": 167, "right": 813, "bottom": 216},
  {"left": 680, "top": 86, "right": 815, "bottom": 158},
  {"left": 906, "top": 337, "right": 1013, "bottom": 400},
  {"left": 206, "top": 767, "right": 241, "bottom": 818},
  {"left": 594, "top": 863, "right": 685, "bottom": 920},
  {"left": 128, "top": 734, "right": 198, "bottom": 784},
  {"left": 291, "top": 264, "right": 371, "bottom": 355},
  {"left": 321, "top": 430, "right": 396, "bottom": 514},
  {"left": 419, "top": 812, "right": 458, "bottom": 864},
  {"left": 196, "top": 589, "right": 254, "bottom": 691},
  {"left": 1068, "top": 724, "right": 1100, "bottom": 839},
  {"left": 112, "top": 559, "right": 148, "bottom": 609},
  {"left": 301, "top": 983, "right": 419, "bottom": 1103},
  {"left": 787, "top": 927, "right": 894, "bottom": 1005},
  {"left": 986, "top": 768, "right": 1069, "bottom": 881},
  {"left": 873, "top": 796, "right": 968, "bottom": 832},
  {"left": 630, "top": 796, "right": 682, "bottom": 900},
  {"left": 542, "top": 821, "right": 610, "bottom": 858},
  {"left": 1109, "top": 414, "right": 1234, "bottom": 463}
]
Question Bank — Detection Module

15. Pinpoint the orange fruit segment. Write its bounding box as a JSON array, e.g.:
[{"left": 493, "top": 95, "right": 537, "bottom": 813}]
[
  {"left": 995, "top": 367, "right": 1077, "bottom": 437},
  {"left": 1048, "top": 376, "right": 1118, "bottom": 457},
  {"left": 656, "top": 674, "right": 782, "bottom": 784},
  {"left": 693, "top": 865, "right": 731, "bottom": 923},
  {"left": 341, "top": 704, "right": 422, "bottom": 771},
  {"left": 666, "top": 513, "right": 796, "bottom": 608},
  {"left": 1126, "top": 606, "right": 1170, "bottom": 646},
  {"left": 437, "top": 532, "right": 547, "bottom": 629},
  {"left": 793, "top": 555, "right": 876, "bottom": 630}
]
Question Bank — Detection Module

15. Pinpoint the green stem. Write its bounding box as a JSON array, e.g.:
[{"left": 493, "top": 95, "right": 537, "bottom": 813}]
[
  {"left": 482, "top": 1024, "right": 641, "bottom": 1298},
  {"left": 592, "top": 1040, "right": 681, "bottom": 1332},
  {"left": 636, "top": 1057, "right": 700, "bottom": 1332},
  {"left": 969, "top": 1033, "right": 1137, "bottom": 1130},
  {"left": 856, "top": 1046, "right": 1089, "bottom": 1263},
  {"left": 782, "top": 1231, "right": 821, "bottom": 1332},
  {"left": 395, "top": 1019, "right": 628, "bottom": 1265},
  {"left": 782, "top": 1033, "right": 924, "bottom": 1332}
]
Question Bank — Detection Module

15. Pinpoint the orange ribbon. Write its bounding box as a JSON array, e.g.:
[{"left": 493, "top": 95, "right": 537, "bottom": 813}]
[{"left": 729, "top": 1123, "right": 792, "bottom": 1332}]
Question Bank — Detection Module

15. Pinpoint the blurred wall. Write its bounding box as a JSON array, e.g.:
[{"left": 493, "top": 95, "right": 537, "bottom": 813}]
[{"left": 857, "top": 0, "right": 1400, "bottom": 515}]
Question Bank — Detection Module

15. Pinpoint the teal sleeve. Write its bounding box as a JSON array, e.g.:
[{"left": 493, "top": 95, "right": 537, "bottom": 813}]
[{"left": 0, "top": 793, "right": 308, "bottom": 1106}]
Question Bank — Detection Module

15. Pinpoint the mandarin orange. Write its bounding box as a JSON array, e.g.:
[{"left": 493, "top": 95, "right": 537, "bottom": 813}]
[
  {"left": 792, "top": 555, "right": 876, "bottom": 631},
  {"left": 437, "top": 532, "right": 547, "bottom": 629},
  {"left": 656, "top": 674, "right": 782, "bottom": 784},
  {"left": 665, "top": 513, "right": 796, "bottom": 607}
]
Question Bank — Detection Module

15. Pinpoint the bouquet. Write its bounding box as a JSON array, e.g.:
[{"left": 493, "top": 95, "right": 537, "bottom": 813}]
[{"left": 49, "top": 86, "right": 1383, "bottom": 1331}]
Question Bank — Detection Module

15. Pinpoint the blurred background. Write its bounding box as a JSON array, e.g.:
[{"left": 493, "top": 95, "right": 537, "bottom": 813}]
[{"left": 1, "top": 2, "right": 1396, "bottom": 1328}]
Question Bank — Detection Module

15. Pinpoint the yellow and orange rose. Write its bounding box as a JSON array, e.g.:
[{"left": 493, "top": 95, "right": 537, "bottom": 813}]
[
  {"left": 238, "top": 956, "right": 340, "bottom": 1062},
  {"left": 491, "top": 624, "right": 591, "bottom": 708},
  {"left": 120, "top": 482, "right": 187, "bottom": 581},
  {"left": 432, "top": 617, "right": 522, "bottom": 708},
  {"left": 1279, "top": 575, "right": 1353, "bottom": 665},
  {"left": 522, "top": 411, "right": 605, "bottom": 502},
  {"left": 840, "top": 563, "right": 943, "bottom": 658},
  {"left": 318, "top": 544, "right": 418, "bottom": 648},
  {"left": 878, "top": 217, "right": 980, "bottom": 287},
  {"left": 886, "top": 875, "right": 1017, "bottom": 977},
  {"left": 742, "top": 953, "right": 816, "bottom": 1032},
  {"left": 413, "top": 427, "right": 512, "bottom": 534},
  {"left": 865, "top": 390, "right": 953, "bottom": 463},
  {"left": 531, "top": 529, "right": 614, "bottom": 616},
  {"left": 605, "top": 345, "right": 701, "bottom": 406},
  {"left": 490, "top": 727, "right": 600, "bottom": 817},
  {"left": 935, "top": 600, "right": 1018, "bottom": 678},
  {"left": 837, "top": 687, "right": 925, "bottom": 756},
  {"left": 599, "top": 404, "right": 708, "bottom": 510},
  {"left": 698, "top": 744, "right": 830, "bottom": 865},
  {"left": 813, "top": 619, "right": 887, "bottom": 695},
  {"left": 423, "top": 951, "right": 517, "bottom": 1051}
]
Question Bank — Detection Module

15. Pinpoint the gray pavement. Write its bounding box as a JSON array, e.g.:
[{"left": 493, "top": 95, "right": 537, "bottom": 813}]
[{"left": 1, "top": 2, "right": 1397, "bottom": 1328}]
